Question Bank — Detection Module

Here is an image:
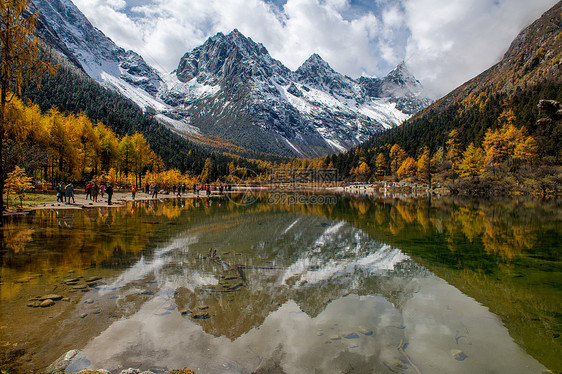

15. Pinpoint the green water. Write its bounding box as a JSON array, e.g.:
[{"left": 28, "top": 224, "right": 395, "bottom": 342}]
[{"left": 0, "top": 195, "right": 560, "bottom": 373}]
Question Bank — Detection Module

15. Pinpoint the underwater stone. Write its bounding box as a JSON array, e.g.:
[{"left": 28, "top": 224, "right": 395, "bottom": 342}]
[
  {"left": 451, "top": 349, "right": 468, "bottom": 361},
  {"left": 40, "top": 299, "right": 55, "bottom": 307}
]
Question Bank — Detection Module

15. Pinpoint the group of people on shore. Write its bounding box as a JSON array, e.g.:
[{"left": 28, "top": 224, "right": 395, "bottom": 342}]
[
  {"left": 56, "top": 181, "right": 114, "bottom": 205},
  {"left": 85, "top": 181, "right": 114, "bottom": 204},
  {"left": 55, "top": 181, "right": 234, "bottom": 206},
  {"left": 146, "top": 183, "right": 188, "bottom": 199},
  {"left": 56, "top": 182, "right": 76, "bottom": 204},
  {"left": 193, "top": 184, "right": 231, "bottom": 196}
]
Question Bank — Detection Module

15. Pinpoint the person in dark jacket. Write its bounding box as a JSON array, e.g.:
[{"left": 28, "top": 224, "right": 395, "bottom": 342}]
[
  {"left": 106, "top": 184, "right": 114, "bottom": 205},
  {"left": 65, "top": 182, "right": 75, "bottom": 204}
]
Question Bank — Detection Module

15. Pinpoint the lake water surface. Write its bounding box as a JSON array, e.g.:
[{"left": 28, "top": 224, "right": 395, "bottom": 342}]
[{"left": 0, "top": 194, "right": 560, "bottom": 373}]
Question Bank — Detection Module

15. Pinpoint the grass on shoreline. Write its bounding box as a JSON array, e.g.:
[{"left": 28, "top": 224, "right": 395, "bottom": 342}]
[{"left": 4, "top": 191, "right": 57, "bottom": 209}]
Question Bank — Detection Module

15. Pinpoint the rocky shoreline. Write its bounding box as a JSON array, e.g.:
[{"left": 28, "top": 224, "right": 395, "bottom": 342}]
[
  {"left": 45, "top": 350, "right": 195, "bottom": 374},
  {"left": 4, "top": 190, "right": 225, "bottom": 217}
]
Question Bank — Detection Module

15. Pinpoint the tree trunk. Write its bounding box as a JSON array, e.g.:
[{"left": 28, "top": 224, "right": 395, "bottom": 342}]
[{"left": 1, "top": 89, "right": 6, "bottom": 225}]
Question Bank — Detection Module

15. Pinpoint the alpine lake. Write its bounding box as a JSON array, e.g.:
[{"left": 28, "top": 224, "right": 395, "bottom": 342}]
[{"left": 0, "top": 191, "right": 560, "bottom": 374}]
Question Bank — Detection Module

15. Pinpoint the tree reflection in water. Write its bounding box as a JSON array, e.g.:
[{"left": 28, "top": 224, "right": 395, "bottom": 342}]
[{"left": 0, "top": 195, "right": 559, "bottom": 373}]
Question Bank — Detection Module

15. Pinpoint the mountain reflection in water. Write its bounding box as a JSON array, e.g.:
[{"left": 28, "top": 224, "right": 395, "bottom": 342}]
[{"left": 0, "top": 196, "right": 559, "bottom": 373}]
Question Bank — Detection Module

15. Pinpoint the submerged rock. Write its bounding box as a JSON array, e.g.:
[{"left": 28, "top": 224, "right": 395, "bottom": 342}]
[
  {"left": 191, "top": 313, "right": 211, "bottom": 320},
  {"left": 44, "top": 349, "right": 90, "bottom": 374},
  {"left": 343, "top": 332, "right": 359, "bottom": 339},
  {"left": 120, "top": 368, "right": 141, "bottom": 374},
  {"left": 358, "top": 326, "right": 373, "bottom": 336},
  {"left": 40, "top": 299, "right": 55, "bottom": 307},
  {"left": 451, "top": 349, "right": 468, "bottom": 361},
  {"left": 153, "top": 309, "right": 171, "bottom": 317},
  {"left": 227, "top": 282, "right": 244, "bottom": 290}
]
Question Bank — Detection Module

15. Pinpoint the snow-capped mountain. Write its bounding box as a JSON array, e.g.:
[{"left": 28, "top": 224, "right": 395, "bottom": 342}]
[
  {"left": 31, "top": 0, "right": 162, "bottom": 96},
  {"left": 32, "top": 0, "right": 431, "bottom": 157},
  {"left": 168, "top": 30, "right": 430, "bottom": 156}
]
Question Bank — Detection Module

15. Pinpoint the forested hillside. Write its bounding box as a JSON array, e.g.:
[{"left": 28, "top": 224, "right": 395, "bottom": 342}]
[
  {"left": 22, "top": 62, "right": 212, "bottom": 173},
  {"left": 357, "top": 82, "right": 561, "bottom": 159},
  {"left": 326, "top": 2, "right": 562, "bottom": 195}
]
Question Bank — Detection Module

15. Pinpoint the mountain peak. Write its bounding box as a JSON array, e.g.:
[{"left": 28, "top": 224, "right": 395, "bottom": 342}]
[
  {"left": 387, "top": 61, "right": 414, "bottom": 80},
  {"left": 300, "top": 53, "right": 333, "bottom": 71},
  {"left": 296, "top": 53, "right": 337, "bottom": 82},
  {"left": 381, "top": 61, "right": 423, "bottom": 98},
  {"left": 224, "top": 28, "right": 247, "bottom": 44},
  {"left": 176, "top": 28, "right": 287, "bottom": 84},
  {"left": 391, "top": 61, "right": 407, "bottom": 73},
  {"left": 228, "top": 28, "right": 244, "bottom": 38},
  {"left": 31, "top": 0, "right": 162, "bottom": 93}
]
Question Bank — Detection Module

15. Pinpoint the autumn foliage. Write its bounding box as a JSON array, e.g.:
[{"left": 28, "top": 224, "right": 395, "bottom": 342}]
[{"left": 1, "top": 93, "right": 189, "bottom": 187}]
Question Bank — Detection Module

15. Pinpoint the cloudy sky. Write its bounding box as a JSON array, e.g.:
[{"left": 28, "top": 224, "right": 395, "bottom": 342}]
[{"left": 73, "top": 0, "right": 558, "bottom": 98}]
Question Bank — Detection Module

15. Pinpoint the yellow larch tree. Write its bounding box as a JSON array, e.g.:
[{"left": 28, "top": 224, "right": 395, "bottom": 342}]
[
  {"left": 375, "top": 152, "right": 387, "bottom": 177},
  {"left": 351, "top": 161, "right": 371, "bottom": 182},
  {"left": 389, "top": 144, "right": 407, "bottom": 176},
  {"left": 458, "top": 143, "right": 484, "bottom": 179},
  {"left": 513, "top": 136, "right": 539, "bottom": 164},
  {"left": 397, "top": 157, "right": 417, "bottom": 179},
  {"left": 416, "top": 147, "right": 431, "bottom": 185},
  {"left": 131, "top": 132, "right": 154, "bottom": 186},
  {"left": 4, "top": 165, "right": 31, "bottom": 208},
  {"left": 0, "top": 0, "right": 54, "bottom": 221},
  {"left": 446, "top": 129, "right": 463, "bottom": 181}
]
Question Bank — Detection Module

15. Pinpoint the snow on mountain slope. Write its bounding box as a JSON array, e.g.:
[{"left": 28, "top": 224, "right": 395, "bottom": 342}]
[
  {"left": 31, "top": 0, "right": 162, "bottom": 97},
  {"left": 33, "top": 0, "right": 431, "bottom": 157},
  {"left": 169, "top": 30, "right": 431, "bottom": 156}
]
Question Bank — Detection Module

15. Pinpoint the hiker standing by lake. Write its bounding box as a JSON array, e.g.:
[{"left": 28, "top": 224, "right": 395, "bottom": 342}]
[
  {"left": 85, "top": 181, "right": 92, "bottom": 200},
  {"left": 56, "top": 181, "right": 64, "bottom": 202},
  {"left": 65, "top": 182, "right": 75, "bottom": 204},
  {"left": 92, "top": 182, "right": 99, "bottom": 202},
  {"left": 106, "top": 184, "right": 114, "bottom": 205}
]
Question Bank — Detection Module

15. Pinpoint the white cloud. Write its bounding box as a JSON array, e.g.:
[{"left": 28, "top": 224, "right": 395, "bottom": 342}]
[
  {"left": 109, "top": 0, "right": 126, "bottom": 10},
  {"left": 382, "top": 5, "right": 404, "bottom": 28},
  {"left": 277, "top": 0, "right": 383, "bottom": 74},
  {"left": 72, "top": 0, "right": 559, "bottom": 98},
  {"left": 73, "top": 0, "right": 145, "bottom": 50},
  {"left": 403, "top": 0, "right": 559, "bottom": 96}
]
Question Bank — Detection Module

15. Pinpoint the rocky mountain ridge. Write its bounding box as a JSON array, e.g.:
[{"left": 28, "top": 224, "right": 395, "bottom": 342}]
[
  {"left": 31, "top": 0, "right": 431, "bottom": 157},
  {"left": 31, "top": 0, "right": 162, "bottom": 93}
]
